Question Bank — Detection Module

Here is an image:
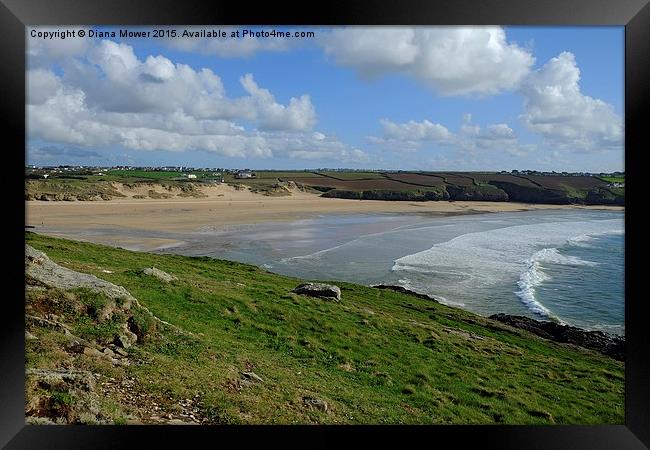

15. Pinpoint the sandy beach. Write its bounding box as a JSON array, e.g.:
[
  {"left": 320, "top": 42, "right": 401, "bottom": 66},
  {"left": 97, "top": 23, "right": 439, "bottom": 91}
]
[{"left": 26, "top": 183, "right": 623, "bottom": 251}]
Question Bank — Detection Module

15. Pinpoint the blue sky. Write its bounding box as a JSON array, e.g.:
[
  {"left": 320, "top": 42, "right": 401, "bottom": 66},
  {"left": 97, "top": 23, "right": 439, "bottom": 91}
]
[{"left": 27, "top": 26, "right": 624, "bottom": 171}]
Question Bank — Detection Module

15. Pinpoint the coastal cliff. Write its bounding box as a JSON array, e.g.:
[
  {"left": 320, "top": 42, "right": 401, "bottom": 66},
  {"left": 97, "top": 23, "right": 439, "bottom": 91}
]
[
  {"left": 322, "top": 182, "right": 624, "bottom": 205},
  {"left": 25, "top": 172, "right": 625, "bottom": 206}
]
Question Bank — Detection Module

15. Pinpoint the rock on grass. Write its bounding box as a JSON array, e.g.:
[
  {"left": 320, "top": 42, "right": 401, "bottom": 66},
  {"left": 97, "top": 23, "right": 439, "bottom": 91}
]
[
  {"left": 142, "top": 267, "right": 177, "bottom": 283},
  {"left": 292, "top": 283, "right": 341, "bottom": 302}
]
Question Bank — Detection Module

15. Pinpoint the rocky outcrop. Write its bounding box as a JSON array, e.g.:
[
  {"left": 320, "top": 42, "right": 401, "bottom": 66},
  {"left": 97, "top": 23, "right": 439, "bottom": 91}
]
[
  {"left": 26, "top": 244, "right": 137, "bottom": 320},
  {"left": 26, "top": 368, "right": 97, "bottom": 392},
  {"left": 585, "top": 187, "right": 625, "bottom": 206},
  {"left": 292, "top": 283, "right": 341, "bottom": 302},
  {"left": 372, "top": 284, "right": 440, "bottom": 303},
  {"left": 26, "top": 244, "right": 191, "bottom": 336},
  {"left": 25, "top": 368, "right": 105, "bottom": 424},
  {"left": 487, "top": 181, "right": 573, "bottom": 205},
  {"left": 142, "top": 267, "right": 177, "bottom": 283},
  {"left": 489, "top": 314, "right": 624, "bottom": 361},
  {"left": 445, "top": 184, "right": 509, "bottom": 202}
]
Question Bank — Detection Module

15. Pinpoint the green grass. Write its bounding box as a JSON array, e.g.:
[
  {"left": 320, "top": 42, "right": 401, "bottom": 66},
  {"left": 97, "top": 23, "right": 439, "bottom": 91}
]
[
  {"left": 25, "top": 232, "right": 624, "bottom": 424},
  {"left": 255, "top": 171, "right": 324, "bottom": 179},
  {"left": 599, "top": 176, "right": 624, "bottom": 184},
  {"left": 105, "top": 170, "right": 185, "bottom": 179},
  {"left": 558, "top": 185, "right": 589, "bottom": 201}
]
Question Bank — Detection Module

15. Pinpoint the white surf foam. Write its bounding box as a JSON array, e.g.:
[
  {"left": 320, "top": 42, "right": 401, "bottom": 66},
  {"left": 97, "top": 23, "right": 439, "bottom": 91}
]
[
  {"left": 530, "top": 247, "right": 598, "bottom": 267},
  {"left": 514, "top": 257, "right": 554, "bottom": 319},
  {"left": 567, "top": 229, "right": 624, "bottom": 248},
  {"left": 392, "top": 218, "right": 622, "bottom": 316},
  {"left": 512, "top": 247, "right": 599, "bottom": 322}
]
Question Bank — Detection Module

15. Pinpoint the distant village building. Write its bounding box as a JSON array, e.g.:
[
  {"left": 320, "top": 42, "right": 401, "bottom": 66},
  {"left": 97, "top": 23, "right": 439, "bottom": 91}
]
[
  {"left": 187, "top": 174, "right": 197, "bottom": 179},
  {"left": 235, "top": 171, "right": 255, "bottom": 179}
]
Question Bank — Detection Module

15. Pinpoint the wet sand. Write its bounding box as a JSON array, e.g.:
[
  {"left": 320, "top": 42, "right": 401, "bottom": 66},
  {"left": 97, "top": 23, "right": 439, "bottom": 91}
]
[{"left": 26, "top": 184, "right": 623, "bottom": 251}]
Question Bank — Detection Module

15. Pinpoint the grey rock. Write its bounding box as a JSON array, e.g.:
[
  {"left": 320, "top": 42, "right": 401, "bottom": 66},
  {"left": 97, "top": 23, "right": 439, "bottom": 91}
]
[
  {"left": 26, "top": 368, "right": 96, "bottom": 392},
  {"left": 292, "top": 283, "right": 341, "bottom": 302},
  {"left": 26, "top": 244, "right": 138, "bottom": 320},
  {"left": 372, "top": 284, "right": 440, "bottom": 303},
  {"left": 167, "top": 419, "right": 199, "bottom": 425},
  {"left": 25, "top": 330, "right": 38, "bottom": 340},
  {"left": 442, "top": 327, "right": 485, "bottom": 341},
  {"left": 116, "top": 334, "right": 135, "bottom": 349},
  {"left": 26, "top": 416, "right": 57, "bottom": 425},
  {"left": 241, "top": 371, "right": 264, "bottom": 383},
  {"left": 83, "top": 347, "right": 104, "bottom": 358},
  {"left": 64, "top": 332, "right": 94, "bottom": 351},
  {"left": 142, "top": 267, "right": 177, "bottom": 283},
  {"left": 26, "top": 314, "right": 72, "bottom": 335},
  {"left": 303, "top": 396, "right": 328, "bottom": 412},
  {"left": 113, "top": 346, "right": 129, "bottom": 357}
]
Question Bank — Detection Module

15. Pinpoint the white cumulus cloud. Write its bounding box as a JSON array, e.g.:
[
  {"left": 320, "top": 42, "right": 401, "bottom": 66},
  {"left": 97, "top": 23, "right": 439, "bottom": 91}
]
[
  {"left": 369, "top": 116, "right": 532, "bottom": 157},
  {"left": 319, "top": 27, "right": 535, "bottom": 96},
  {"left": 380, "top": 119, "right": 453, "bottom": 142},
  {"left": 239, "top": 73, "right": 316, "bottom": 131},
  {"left": 520, "top": 52, "right": 623, "bottom": 152},
  {"left": 26, "top": 38, "right": 350, "bottom": 161}
]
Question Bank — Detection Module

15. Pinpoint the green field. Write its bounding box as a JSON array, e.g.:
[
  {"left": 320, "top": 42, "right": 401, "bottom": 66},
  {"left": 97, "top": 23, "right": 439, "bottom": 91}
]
[
  {"left": 255, "top": 171, "right": 323, "bottom": 179},
  {"left": 275, "top": 172, "right": 623, "bottom": 205},
  {"left": 102, "top": 170, "right": 224, "bottom": 182},
  {"left": 598, "top": 176, "right": 625, "bottom": 183},
  {"left": 105, "top": 170, "right": 185, "bottom": 179},
  {"left": 25, "top": 232, "right": 624, "bottom": 425},
  {"left": 317, "top": 171, "right": 386, "bottom": 180}
]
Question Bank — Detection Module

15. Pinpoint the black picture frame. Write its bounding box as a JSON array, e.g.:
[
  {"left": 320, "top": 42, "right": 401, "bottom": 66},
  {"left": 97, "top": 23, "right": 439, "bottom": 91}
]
[{"left": 2, "top": 0, "right": 648, "bottom": 448}]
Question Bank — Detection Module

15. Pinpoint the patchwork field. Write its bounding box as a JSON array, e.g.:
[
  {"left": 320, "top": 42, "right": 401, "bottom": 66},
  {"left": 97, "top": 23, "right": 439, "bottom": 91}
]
[
  {"left": 270, "top": 172, "right": 623, "bottom": 205},
  {"left": 25, "top": 170, "right": 624, "bottom": 206}
]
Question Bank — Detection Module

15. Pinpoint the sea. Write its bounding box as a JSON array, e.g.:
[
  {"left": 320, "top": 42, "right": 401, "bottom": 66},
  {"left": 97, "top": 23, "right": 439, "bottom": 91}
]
[{"left": 155, "top": 209, "right": 625, "bottom": 336}]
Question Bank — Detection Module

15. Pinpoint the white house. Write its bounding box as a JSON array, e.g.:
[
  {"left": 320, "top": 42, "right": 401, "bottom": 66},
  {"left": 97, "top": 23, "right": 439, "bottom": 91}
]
[{"left": 187, "top": 174, "right": 197, "bottom": 179}]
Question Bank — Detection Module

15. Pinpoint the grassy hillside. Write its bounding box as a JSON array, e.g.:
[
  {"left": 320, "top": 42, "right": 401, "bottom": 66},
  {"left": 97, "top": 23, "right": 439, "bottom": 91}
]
[{"left": 25, "top": 232, "right": 624, "bottom": 424}]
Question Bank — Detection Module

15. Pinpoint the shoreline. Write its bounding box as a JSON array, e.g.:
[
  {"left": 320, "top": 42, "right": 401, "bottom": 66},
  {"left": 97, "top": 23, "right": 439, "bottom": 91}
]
[
  {"left": 26, "top": 189, "right": 623, "bottom": 251},
  {"left": 25, "top": 204, "right": 625, "bottom": 337}
]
